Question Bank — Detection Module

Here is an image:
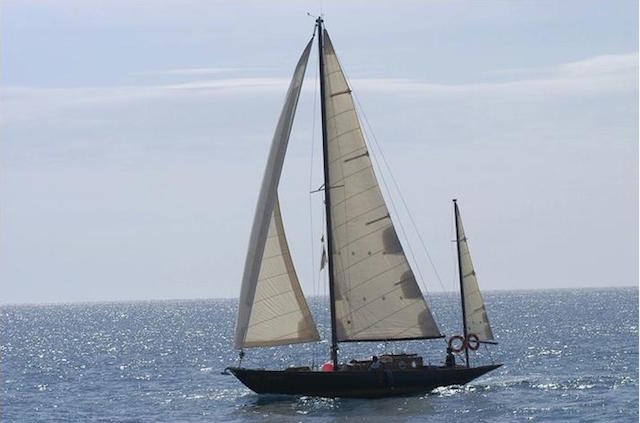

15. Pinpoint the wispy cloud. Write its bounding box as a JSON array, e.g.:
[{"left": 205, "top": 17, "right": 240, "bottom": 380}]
[
  {"left": 352, "top": 53, "right": 638, "bottom": 97},
  {"left": 2, "top": 53, "right": 636, "bottom": 124},
  {"left": 134, "top": 67, "right": 274, "bottom": 76},
  {"left": 485, "top": 52, "right": 637, "bottom": 82},
  {"left": 558, "top": 53, "right": 637, "bottom": 76},
  {"left": 162, "top": 77, "right": 288, "bottom": 91}
]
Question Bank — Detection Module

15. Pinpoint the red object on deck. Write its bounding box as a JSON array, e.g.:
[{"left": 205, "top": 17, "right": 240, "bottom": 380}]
[{"left": 320, "top": 362, "right": 334, "bottom": 372}]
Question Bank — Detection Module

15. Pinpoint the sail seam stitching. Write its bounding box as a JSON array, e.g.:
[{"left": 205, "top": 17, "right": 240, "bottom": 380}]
[
  {"left": 344, "top": 298, "right": 424, "bottom": 338},
  {"left": 257, "top": 269, "right": 295, "bottom": 281},
  {"left": 339, "top": 274, "right": 415, "bottom": 314},
  {"left": 328, "top": 146, "right": 366, "bottom": 164},
  {"left": 326, "top": 109, "right": 357, "bottom": 125},
  {"left": 247, "top": 308, "right": 305, "bottom": 328},
  {"left": 334, "top": 247, "right": 385, "bottom": 274},
  {"left": 327, "top": 124, "right": 359, "bottom": 141},
  {"left": 337, "top": 261, "right": 407, "bottom": 296},
  {"left": 332, "top": 219, "right": 389, "bottom": 251},
  {"left": 331, "top": 204, "right": 386, "bottom": 229},
  {"left": 330, "top": 183, "right": 378, "bottom": 207},
  {"left": 252, "top": 289, "right": 293, "bottom": 304},
  {"left": 338, "top": 164, "right": 375, "bottom": 181}
]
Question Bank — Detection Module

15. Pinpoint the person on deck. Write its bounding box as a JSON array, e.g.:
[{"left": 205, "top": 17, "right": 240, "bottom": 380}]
[
  {"left": 370, "top": 356, "right": 381, "bottom": 370},
  {"left": 445, "top": 347, "right": 456, "bottom": 368}
]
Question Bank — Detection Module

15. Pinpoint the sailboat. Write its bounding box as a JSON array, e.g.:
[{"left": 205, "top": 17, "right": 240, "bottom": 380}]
[{"left": 227, "top": 17, "right": 501, "bottom": 398}]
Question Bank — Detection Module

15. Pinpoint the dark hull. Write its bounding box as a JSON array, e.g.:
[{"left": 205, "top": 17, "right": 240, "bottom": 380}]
[{"left": 228, "top": 364, "right": 501, "bottom": 398}]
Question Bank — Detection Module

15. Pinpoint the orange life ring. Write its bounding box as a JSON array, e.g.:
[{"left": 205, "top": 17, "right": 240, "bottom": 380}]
[
  {"left": 466, "top": 333, "right": 480, "bottom": 351},
  {"left": 448, "top": 335, "right": 465, "bottom": 353}
]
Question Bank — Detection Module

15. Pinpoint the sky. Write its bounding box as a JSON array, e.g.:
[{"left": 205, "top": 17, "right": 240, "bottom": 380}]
[{"left": 0, "top": 0, "right": 638, "bottom": 304}]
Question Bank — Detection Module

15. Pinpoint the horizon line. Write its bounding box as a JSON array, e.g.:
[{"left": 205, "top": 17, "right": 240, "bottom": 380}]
[{"left": 1, "top": 284, "right": 637, "bottom": 308}]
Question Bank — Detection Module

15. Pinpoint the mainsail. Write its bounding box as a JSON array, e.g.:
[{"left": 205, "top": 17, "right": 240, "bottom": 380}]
[
  {"left": 321, "top": 30, "right": 441, "bottom": 342},
  {"left": 234, "top": 39, "right": 320, "bottom": 349},
  {"left": 454, "top": 201, "right": 494, "bottom": 342}
]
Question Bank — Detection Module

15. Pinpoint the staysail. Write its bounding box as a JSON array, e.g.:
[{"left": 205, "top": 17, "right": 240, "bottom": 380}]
[
  {"left": 321, "top": 30, "right": 441, "bottom": 342},
  {"left": 454, "top": 201, "right": 494, "bottom": 342},
  {"left": 234, "top": 39, "right": 320, "bottom": 349}
]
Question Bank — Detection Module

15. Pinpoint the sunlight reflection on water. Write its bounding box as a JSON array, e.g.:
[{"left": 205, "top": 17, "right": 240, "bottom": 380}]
[{"left": 1, "top": 288, "right": 637, "bottom": 422}]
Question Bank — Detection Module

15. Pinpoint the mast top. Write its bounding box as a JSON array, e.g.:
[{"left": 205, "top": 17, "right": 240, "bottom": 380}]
[{"left": 453, "top": 198, "right": 457, "bottom": 203}]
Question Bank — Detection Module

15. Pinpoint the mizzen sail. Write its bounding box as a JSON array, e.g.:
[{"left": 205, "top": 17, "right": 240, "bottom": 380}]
[
  {"left": 321, "top": 30, "right": 441, "bottom": 342},
  {"left": 455, "top": 201, "right": 495, "bottom": 342},
  {"left": 234, "top": 39, "right": 319, "bottom": 349}
]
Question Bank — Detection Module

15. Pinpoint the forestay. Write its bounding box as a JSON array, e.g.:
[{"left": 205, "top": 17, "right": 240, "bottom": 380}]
[
  {"left": 455, "top": 203, "right": 495, "bottom": 342},
  {"left": 234, "top": 39, "right": 320, "bottom": 349},
  {"left": 321, "top": 30, "right": 441, "bottom": 342}
]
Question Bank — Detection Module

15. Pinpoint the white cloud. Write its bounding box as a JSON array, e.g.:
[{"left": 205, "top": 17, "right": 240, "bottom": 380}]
[
  {"left": 134, "top": 67, "right": 274, "bottom": 76},
  {"left": 352, "top": 53, "right": 637, "bottom": 98},
  {"left": 156, "top": 52, "right": 638, "bottom": 98},
  {"left": 558, "top": 53, "right": 637, "bottom": 76},
  {"left": 2, "top": 53, "right": 636, "bottom": 124},
  {"left": 162, "top": 77, "right": 289, "bottom": 91}
]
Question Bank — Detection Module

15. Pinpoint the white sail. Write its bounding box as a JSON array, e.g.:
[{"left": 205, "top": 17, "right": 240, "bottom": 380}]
[
  {"left": 321, "top": 30, "right": 441, "bottom": 342},
  {"left": 455, "top": 202, "right": 495, "bottom": 342},
  {"left": 242, "top": 197, "right": 320, "bottom": 347},
  {"left": 234, "top": 39, "right": 320, "bottom": 349}
]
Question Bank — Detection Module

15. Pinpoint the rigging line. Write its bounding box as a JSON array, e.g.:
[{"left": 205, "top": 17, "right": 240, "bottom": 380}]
[
  {"left": 347, "top": 110, "right": 449, "bottom": 340},
  {"left": 362, "top": 118, "right": 442, "bottom": 326},
  {"left": 328, "top": 50, "right": 443, "bottom": 327},
  {"left": 351, "top": 96, "right": 455, "bottom": 345},
  {"left": 347, "top": 91, "right": 437, "bottom": 306},
  {"left": 332, "top": 68, "right": 442, "bottom": 293},
  {"left": 358, "top": 116, "right": 433, "bottom": 313},
  {"left": 352, "top": 92, "right": 449, "bottom": 296}
]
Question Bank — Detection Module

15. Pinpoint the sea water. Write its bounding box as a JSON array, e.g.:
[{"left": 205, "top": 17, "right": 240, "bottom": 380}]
[{"left": 1, "top": 288, "right": 637, "bottom": 422}]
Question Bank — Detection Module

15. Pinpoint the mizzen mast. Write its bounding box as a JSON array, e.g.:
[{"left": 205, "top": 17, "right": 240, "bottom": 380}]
[{"left": 454, "top": 199, "right": 471, "bottom": 368}]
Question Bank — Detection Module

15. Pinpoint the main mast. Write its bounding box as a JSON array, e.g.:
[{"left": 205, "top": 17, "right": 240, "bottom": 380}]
[
  {"left": 453, "top": 199, "right": 470, "bottom": 368},
  {"left": 316, "top": 17, "right": 339, "bottom": 369}
]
